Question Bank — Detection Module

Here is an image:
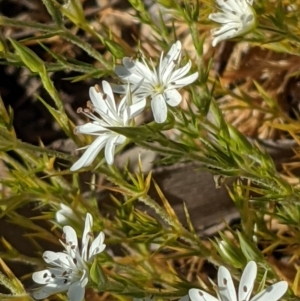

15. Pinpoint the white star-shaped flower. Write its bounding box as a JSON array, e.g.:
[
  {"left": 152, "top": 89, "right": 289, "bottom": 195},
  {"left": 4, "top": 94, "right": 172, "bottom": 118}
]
[
  {"left": 189, "top": 261, "right": 288, "bottom": 301},
  {"left": 113, "top": 41, "right": 198, "bottom": 123},
  {"left": 209, "top": 0, "right": 257, "bottom": 47},
  {"left": 32, "top": 213, "right": 106, "bottom": 301},
  {"left": 70, "top": 80, "right": 145, "bottom": 171}
]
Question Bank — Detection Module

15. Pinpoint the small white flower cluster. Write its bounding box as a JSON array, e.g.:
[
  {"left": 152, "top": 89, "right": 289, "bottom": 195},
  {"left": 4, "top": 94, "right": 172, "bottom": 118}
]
[
  {"left": 189, "top": 261, "right": 287, "bottom": 301},
  {"left": 135, "top": 262, "right": 288, "bottom": 301},
  {"left": 209, "top": 0, "right": 257, "bottom": 46},
  {"left": 113, "top": 41, "right": 198, "bottom": 124},
  {"left": 32, "top": 213, "right": 105, "bottom": 301},
  {"left": 71, "top": 41, "right": 198, "bottom": 171},
  {"left": 32, "top": 218, "right": 288, "bottom": 301}
]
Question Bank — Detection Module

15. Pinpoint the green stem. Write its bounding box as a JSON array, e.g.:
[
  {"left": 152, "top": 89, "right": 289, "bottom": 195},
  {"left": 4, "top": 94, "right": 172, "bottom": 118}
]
[
  {"left": 61, "top": 30, "right": 112, "bottom": 70},
  {"left": 0, "top": 16, "right": 57, "bottom": 32},
  {"left": 257, "top": 25, "right": 286, "bottom": 35}
]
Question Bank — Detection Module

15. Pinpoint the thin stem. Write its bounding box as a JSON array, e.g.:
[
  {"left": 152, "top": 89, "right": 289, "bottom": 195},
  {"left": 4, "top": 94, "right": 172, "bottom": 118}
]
[{"left": 60, "top": 30, "right": 112, "bottom": 69}]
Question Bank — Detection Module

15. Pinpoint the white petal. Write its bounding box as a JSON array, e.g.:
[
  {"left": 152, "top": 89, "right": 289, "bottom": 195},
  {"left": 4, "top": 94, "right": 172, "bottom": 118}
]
[
  {"left": 80, "top": 270, "right": 89, "bottom": 287},
  {"left": 161, "top": 59, "right": 177, "bottom": 84},
  {"left": 117, "top": 91, "right": 130, "bottom": 117},
  {"left": 42, "top": 251, "right": 68, "bottom": 265},
  {"left": 32, "top": 270, "right": 54, "bottom": 285},
  {"left": 56, "top": 204, "right": 76, "bottom": 225},
  {"left": 116, "top": 135, "right": 126, "bottom": 144},
  {"left": 81, "top": 213, "right": 93, "bottom": 261},
  {"left": 170, "top": 60, "right": 192, "bottom": 81},
  {"left": 56, "top": 212, "right": 69, "bottom": 225},
  {"left": 213, "top": 23, "right": 239, "bottom": 36},
  {"left": 63, "top": 225, "right": 78, "bottom": 250},
  {"left": 250, "top": 281, "right": 288, "bottom": 301},
  {"left": 102, "top": 81, "right": 116, "bottom": 112},
  {"left": 33, "top": 284, "right": 69, "bottom": 300},
  {"left": 160, "top": 41, "right": 182, "bottom": 75},
  {"left": 95, "top": 82, "right": 120, "bottom": 122},
  {"left": 122, "top": 58, "right": 152, "bottom": 83},
  {"left": 32, "top": 268, "right": 69, "bottom": 286},
  {"left": 111, "top": 83, "right": 127, "bottom": 94},
  {"left": 151, "top": 94, "right": 168, "bottom": 123},
  {"left": 212, "top": 28, "right": 239, "bottom": 47},
  {"left": 114, "top": 65, "right": 131, "bottom": 78},
  {"left": 171, "top": 72, "right": 199, "bottom": 88},
  {"left": 89, "top": 86, "right": 108, "bottom": 113},
  {"left": 218, "top": 266, "right": 237, "bottom": 301},
  {"left": 129, "top": 98, "right": 147, "bottom": 118},
  {"left": 104, "top": 135, "right": 119, "bottom": 165},
  {"left": 164, "top": 89, "right": 182, "bottom": 107},
  {"left": 238, "top": 261, "right": 257, "bottom": 301},
  {"left": 75, "top": 122, "right": 106, "bottom": 135},
  {"left": 67, "top": 281, "right": 85, "bottom": 301},
  {"left": 218, "top": 0, "right": 243, "bottom": 13},
  {"left": 88, "top": 232, "right": 106, "bottom": 260},
  {"left": 209, "top": 13, "right": 238, "bottom": 24},
  {"left": 70, "top": 134, "right": 110, "bottom": 171},
  {"left": 112, "top": 57, "right": 142, "bottom": 83},
  {"left": 210, "top": 20, "right": 237, "bottom": 30},
  {"left": 32, "top": 288, "right": 52, "bottom": 300},
  {"left": 189, "top": 288, "right": 219, "bottom": 301}
]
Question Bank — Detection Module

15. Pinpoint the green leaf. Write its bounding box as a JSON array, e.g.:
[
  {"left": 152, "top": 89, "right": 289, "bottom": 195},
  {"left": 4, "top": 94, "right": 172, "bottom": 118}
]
[
  {"left": 41, "top": 0, "right": 63, "bottom": 26},
  {"left": 90, "top": 260, "right": 107, "bottom": 287},
  {"left": 9, "top": 39, "right": 46, "bottom": 74},
  {"left": 238, "top": 231, "right": 263, "bottom": 262}
]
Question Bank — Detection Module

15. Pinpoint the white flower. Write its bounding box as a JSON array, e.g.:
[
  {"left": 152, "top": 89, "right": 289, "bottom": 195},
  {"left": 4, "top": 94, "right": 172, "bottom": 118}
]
[
  {"left": 56, "top": 204, "right": 81, "bottom": 225},
  {"left": 189, "top": 261, "right": 288, "bottom": 301},
  {"left": 32, "top": 213, "right": 106, "bottom": 301},
  {"left": 70, "top": 80, "right": 145, "bottom": 171},
  {"left": 113, "top": 41, "right": 198, "bottom": 123},
  {"left": 209, "top": 0, "right": 257, "bottom": 47}
]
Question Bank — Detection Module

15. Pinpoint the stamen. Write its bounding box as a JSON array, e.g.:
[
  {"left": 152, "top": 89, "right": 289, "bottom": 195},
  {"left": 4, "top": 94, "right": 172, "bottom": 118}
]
[
  {"left": 86, "top": 100, "right": 93, "bottom": 109},
  {"left": 94, "top": 84, "right": 101, "bottom": 93},
  {"left": 76, "top": 107, "right": 83, "bottom": 114}
]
